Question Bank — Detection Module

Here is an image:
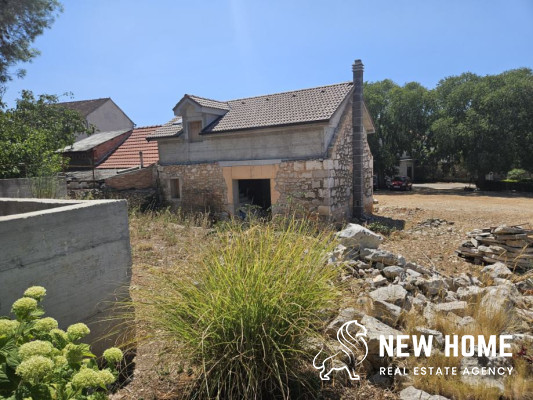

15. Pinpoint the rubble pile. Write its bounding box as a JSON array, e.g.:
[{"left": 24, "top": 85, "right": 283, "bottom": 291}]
[
  {"left": 323, "top": 223, "right": 533, "bottom": 397},
  {"left": 456, "top": 225, "right": 533, "bottom": 270}
]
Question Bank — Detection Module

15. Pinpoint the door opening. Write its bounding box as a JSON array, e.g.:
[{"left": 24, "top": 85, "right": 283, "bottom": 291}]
[{"left": 237, "top": 179, "right": 271, "bottom": 213}]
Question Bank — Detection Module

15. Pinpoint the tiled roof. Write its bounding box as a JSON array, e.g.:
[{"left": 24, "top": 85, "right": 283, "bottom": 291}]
[
  {"left": 61, "top": 129, "right": 131, "bottom": 152},
  {"left": 98, "top": 125, "right": 161, "bottom": 169},
  {"left": 146, "top": 116, "right": 183, "bottom": 140},
  {"left": 205, "top": 82, "right": 353, "bottom": 133},
  {"left": 57, "top": 98, "right": 110, "bottom": 117},
  {"left": 186, "top": 95, "right": 230, "bottom": 111}
]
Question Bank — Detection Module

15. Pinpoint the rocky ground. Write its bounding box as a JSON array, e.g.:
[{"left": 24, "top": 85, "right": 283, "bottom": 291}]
[{"left": 114, "top": 188, "right": 533, "bottom": 399}]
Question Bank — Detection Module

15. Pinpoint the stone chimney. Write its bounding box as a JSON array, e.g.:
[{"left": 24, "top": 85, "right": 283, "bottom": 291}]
[{"left": 352, "top": 59, "right": 364, "bottom": 220}]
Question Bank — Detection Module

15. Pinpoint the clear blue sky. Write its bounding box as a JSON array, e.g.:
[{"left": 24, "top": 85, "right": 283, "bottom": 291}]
[{"left": 2, "top": 0, "right": 533, "bottom": 127}]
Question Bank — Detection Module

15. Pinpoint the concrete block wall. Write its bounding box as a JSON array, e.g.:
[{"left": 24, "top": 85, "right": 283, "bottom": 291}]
[
  {"left": 0, "top": 198, "right": 132, "bottom": 352},
  {"left": 0, "top": 177, "right": 67, "bottom": 198}
]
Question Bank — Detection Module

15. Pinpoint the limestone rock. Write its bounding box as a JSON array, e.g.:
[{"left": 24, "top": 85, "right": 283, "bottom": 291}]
[
  {"left": 481, "top": 262, "right": 513, "bottom": 279},
  {"left": 372, "top": 274, "right": 388, "bottom": 287},
  {"left": 326, "top": 307, "right": 364, "bottom": 338},
  {"left": 372, "top": 300, "right": 402, "bottom": 325},
  {"left": 399, "top": 386, "right": 450, "bottom": 400},
  {"left": 419, "top": 277, "right": 449, "bottom": 297},
  {"left": 456, "top": 285, "right": 483, "bottom": 301},
  {"left": 481, "top": 284, "right": 520, "bottom": 312},
  {"left": 404, "top": 262, "right": 432, "bottom": 277},
  {"left": 361, "top": 315, "right": 402, "bottom": 358},
  {"left": 415, "top": 327, "right": 444, "bottom": 346},
  {"left": 383, "top": 265, "right": 405, "bottom": 279},
  {"left": 435, "top": 301, "right": 467, "bottom": 317},
  {"left": 364, "top": 249, "right": 404, "bottom": 266},
  {"left": 336, "top": 224, "right": 383, "bottom": 249},
  {"left": 460, "top": 346, "right": 511, "bottom": 392},
  {"left": 369, "top": 285, "right": 408, "bottom": 306}
]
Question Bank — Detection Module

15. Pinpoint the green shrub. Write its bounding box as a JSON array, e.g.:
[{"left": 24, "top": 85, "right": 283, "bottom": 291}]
[
  {"left": 0, "top": 286, "right": 123, "bottom": 399},
  {"left": 136, "top": 216, "right": 340, "bottom": 399},
  {"left": 507, "top": 168, "right": 530, "bottom": 181},
  {"left": 366, "top": 221, "right": 397, "bottom": 235}
]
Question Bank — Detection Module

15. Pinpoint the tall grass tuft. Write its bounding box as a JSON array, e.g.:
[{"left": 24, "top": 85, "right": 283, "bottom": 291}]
[{"left": 136, "top": 216, "right": 340, "bottom": 399}]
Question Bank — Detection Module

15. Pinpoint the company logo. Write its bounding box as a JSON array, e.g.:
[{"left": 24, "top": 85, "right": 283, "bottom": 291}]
[{"left": 312, "top": 320, "right": 368, "bottom": 380}]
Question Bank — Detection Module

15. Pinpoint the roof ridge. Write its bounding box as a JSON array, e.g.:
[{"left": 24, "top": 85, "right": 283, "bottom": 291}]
[
  {"left": 186, "top": 94, "right": 229, "bottom": 105},
  {"left": 57, "top": 97, "right": 110, "bottom": 105},
  {"left": 134, "top": 125, "right": 162, "bottom": 130},
  {"left": 224, "top": 81, "right": 352, "bottom": 103}
]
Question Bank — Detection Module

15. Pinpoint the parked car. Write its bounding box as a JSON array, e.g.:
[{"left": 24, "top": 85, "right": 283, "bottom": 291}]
[{"left": 389, "top": 176, "right": 413, "bottom": 191}]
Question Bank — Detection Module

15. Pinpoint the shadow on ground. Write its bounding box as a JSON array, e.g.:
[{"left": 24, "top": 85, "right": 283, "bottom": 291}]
[{"left": 375, "top": 187, "right": 533, "bottom": 199}]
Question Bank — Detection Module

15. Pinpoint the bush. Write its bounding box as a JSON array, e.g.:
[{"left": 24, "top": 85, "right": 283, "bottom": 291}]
[
  {"left": 136, "top": 216, "right": 340, "bottom": 399},
  {"left": 507, "top": 168, "right": 530, "bottom": 181},
  {"left": 0, "top": 286, "right": 123, "bottom": 399}
]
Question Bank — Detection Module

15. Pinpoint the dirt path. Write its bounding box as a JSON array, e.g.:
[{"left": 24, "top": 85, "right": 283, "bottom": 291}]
[{"left": 373, "top": 189, "right": 533, "bottom": 276}]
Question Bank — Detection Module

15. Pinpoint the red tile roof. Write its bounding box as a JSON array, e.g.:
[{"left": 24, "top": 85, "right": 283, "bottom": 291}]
[{"left": 97, "top": 125, "right": 160, "bottom": 169}]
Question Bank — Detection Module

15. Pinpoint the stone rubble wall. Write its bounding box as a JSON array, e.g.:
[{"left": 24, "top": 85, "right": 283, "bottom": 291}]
[
  {"left": 105, "top": 165, "right": 157, "bottom": 190},
  {"left": 157, "top": 163, "right": 227, "bottom": 213}
]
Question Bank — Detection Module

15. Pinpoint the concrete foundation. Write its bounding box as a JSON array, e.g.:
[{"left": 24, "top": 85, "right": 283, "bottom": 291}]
[{"left": 0, "top": 198, "right": 132, "bottom": 353}]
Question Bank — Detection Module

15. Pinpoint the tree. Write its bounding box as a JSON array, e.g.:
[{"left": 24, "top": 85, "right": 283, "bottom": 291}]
[
  {"left": 0, "top": 0, "right": 62, "bottom": 98},
  {"left": 432, "top": 69, "right": 533, "bottom": 184},
  {"left": 0, "top": 90, "right": 89, "bottom": 178},
  {"left": 364, "top": 80, "right": 435, "bottom": 185},
  {"left": 364, "top": 79, "right": 403, "bottom": 186}
]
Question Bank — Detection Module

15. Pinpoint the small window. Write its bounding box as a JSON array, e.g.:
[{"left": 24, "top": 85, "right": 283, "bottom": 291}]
[
  {"left": 170, "top": 178, "right": 181, "bottom": 199},
  {"left": 188, "top": 121, "right": 202, "bottom": 137}
]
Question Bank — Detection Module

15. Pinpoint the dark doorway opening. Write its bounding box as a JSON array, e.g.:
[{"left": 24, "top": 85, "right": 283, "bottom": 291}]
[{"left": 238, "top": 179, "right": 271, "bottom": 211}]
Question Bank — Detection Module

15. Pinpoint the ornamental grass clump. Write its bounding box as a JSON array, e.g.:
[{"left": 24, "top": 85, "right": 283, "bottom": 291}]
[
  {"left": 0, "top": 286, "right": 124, "bottom": 399},
  {"left": 137, "top": 216, "right": 340, "bottom": 399}
]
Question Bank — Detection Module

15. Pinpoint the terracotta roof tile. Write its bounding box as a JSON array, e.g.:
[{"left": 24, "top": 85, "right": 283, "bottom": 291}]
[
  {"left": 187, "top": 95, "right": 230, "bottom": 111},
  {"left": 204, "top": 82, "right": 353, "bottom": 133},
  {"left": 97, "top": 125, "right": 161, "bottom": 169},
  {"left": 147, "top": 116, "right": 183, "bottom": 140}
]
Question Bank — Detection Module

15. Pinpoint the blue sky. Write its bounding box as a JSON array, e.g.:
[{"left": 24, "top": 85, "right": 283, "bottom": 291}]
[{"left": 2, "top": 0, "right": 532, "bottom": 127}]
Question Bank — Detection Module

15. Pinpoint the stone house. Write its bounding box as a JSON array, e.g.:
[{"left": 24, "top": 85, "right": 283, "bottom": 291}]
[{"left": 148, "top": 61, "right": 375, "bottom": 221}]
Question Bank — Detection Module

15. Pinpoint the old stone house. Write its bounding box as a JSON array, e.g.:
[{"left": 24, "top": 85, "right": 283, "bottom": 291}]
[{"left": 147, "top": 61, "right": 375, "bottom": 221}]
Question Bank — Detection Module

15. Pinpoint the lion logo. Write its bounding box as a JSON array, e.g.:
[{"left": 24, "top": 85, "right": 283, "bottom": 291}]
[{"left": 313, "top": 320, "right": 368, "bottom": 380}]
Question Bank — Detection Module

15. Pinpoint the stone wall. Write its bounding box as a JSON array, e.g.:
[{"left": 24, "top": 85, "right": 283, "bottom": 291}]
[
  {"left": 274, "top": 159, "right": 330, "bottom": 217},
  {"left": 105, "top": 165, "right": 156, "bottom": 190},
  {"left": 0, "top": 198, "right": 132, "bottom": 353},
  {"left": 158, "top": 163, "right": 227, "bottom": 212}
]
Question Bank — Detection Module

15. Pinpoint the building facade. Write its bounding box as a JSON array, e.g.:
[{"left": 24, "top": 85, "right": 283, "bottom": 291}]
[{"left": 149, "top": 62, "right": 375, "bottom": 221}]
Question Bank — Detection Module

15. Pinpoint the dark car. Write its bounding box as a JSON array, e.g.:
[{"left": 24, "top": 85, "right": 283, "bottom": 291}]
[{"left": 389, "top": 176, "right": 413, "bottom": 191}]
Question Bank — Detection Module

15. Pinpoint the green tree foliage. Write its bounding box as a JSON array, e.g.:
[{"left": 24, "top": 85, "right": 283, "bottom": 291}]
[
  {"left": 364, "top": 80, "right": 434, "bottom": 185},
  {"left": 365, "top": 68, "right": 533, "bottom": 185},
  {"left": 432, "top": 68, "right": 533, "bottom": 184},
  {"left": 0, "top": 0, "right": 62, "bottom": 98},
  {"left": 0, "top": 91, "right": 89, "bottom": 178}
]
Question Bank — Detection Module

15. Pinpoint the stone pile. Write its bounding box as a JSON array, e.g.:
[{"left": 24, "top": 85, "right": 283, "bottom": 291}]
[
  {"left": 456, "top": 225, "right": 533, "bottom": 270},
  {"left": 324, "top": 223, "right": 533, "bottom": 396}
]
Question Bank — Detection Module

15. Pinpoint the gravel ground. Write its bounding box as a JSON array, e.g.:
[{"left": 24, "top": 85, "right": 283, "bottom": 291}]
[{"left": 373, "top": 188, "right": 533, "bottom": 276}]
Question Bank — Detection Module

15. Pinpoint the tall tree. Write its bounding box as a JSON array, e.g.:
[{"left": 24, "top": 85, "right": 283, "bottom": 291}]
[
  {"left": 432, "top": 69, "right": 533, "bottom": 184},
  {"left": 0, "top": 90, "right": 89, "bottom": 178},
  {"left": 0, "top": 0, "right": 62, "bottom": 99},
  {"left": 364, "top": 79, "right": 403, "bottom": 186}
]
